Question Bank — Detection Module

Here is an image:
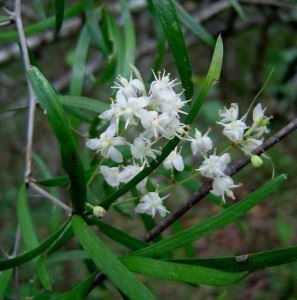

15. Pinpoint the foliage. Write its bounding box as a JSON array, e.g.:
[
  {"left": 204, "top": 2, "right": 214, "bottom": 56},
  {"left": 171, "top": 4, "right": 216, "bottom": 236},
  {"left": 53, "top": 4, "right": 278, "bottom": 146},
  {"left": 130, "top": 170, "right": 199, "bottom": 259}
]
[{"left": 0, "top": 0, "right": 297, "bottom": 299}]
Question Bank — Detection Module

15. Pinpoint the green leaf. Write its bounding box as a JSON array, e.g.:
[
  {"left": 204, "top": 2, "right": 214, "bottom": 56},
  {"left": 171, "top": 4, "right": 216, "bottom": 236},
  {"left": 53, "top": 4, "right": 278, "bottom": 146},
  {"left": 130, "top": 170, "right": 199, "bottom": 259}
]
[
  {"left": 0, "top": 269, "right": 13, "bottom": 298},
  {"left": 28, "top": 66, "right": 86, "bottom": 213},
  {"left": 184, "top": 35, "right": 223, "bottom": 125},
  {"left": 174, "top": 1, "right": 215, "bottom": 48},
  {"left": 54, "top": 0, "right": 65, "bottom": 35},
  {"left": 70, "top": 25, "right": 91, "bottom": 96},
  {"left": 120, "top": 0, "right": 136, "bottom": 77},
  {"left": 59, "top": 95, "right": 109, "bottom": 113},
  {"left": 131, "top": 175, "right": 286, "bottom": 258},
  {"left": 99, "top": 36, "right": 223, "bottom": 210},
  {"left": 84, "top": 0, "right": 109, "bottom": 56},
  {"left": 151, "top": 0, "right": 193, "bottom": 99},
  {"left": 87, "top": 218, "right": 149, "bottom": 251},
  {"left": 228, "top": 0, "right": 247, "bottom": 21},
  {"left": 72, "top": 215, "right": 156, "bottom": 299},
  {"left": 0, "top": 3, "right": 85, "bottom": 41},
  {"left": 52, "top": 272, "right": 97, "bottom": 300},
  {"left": 170, "top": 246, "right": 297, "bottom": 273},
  {"left": 0, "top": 219, "right": 71, "bottom": 271},
  {"left": 17, "top": 185, "right": 52, "bottom": 290},
  {"left": 121, "top": 256, "right": 246, "bottom": 286}
]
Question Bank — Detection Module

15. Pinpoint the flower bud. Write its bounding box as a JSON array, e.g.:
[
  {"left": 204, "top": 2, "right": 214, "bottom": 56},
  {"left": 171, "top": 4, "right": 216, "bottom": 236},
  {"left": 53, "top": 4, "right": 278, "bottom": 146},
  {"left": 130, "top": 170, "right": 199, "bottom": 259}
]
[
  {"left": 93, "top": 206, "right": 106, "bottom": 218},
  {"left": 251, "top": 155, "right": 263, "bottom": 168}
]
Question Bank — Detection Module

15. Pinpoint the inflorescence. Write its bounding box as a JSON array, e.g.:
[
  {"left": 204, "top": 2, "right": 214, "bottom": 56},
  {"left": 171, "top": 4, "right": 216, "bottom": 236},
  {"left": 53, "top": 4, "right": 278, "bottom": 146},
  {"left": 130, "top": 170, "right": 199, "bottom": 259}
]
[{"left": 86, "top": 67, "right": 272, "bottom": 218}]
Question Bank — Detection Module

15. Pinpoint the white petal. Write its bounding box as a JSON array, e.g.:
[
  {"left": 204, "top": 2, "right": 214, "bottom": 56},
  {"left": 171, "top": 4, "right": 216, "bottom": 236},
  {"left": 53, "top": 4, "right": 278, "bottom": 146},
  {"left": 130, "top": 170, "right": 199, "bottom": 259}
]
[
  {"left": 109, "top": 147, "right": 123, "bottom": 163},
  {"left": 173, "top": 155, "right": 184, "bottom": 171},
  {"left": 85, "top": 139, "right": 101, "bottom": 150}
]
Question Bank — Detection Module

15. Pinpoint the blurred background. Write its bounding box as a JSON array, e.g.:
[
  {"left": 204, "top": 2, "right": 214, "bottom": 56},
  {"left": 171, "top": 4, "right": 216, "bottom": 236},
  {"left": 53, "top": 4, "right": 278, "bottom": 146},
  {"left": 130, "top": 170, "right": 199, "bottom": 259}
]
[{"left": 1, "top": 0, "right": 297, "bottom": 298}]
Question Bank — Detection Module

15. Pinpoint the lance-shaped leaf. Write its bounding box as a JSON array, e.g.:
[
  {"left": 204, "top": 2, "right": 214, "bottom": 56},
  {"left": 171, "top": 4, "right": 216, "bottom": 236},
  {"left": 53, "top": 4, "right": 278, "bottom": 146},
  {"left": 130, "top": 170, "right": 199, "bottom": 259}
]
[
  {"left": 151, "top": 0, "right": 193, "bottom": 99},
  {"left": 121, "top": 256, "right": 246, "bottom": 286},
  {"left": 28, "top": 67, "right": 86, "bottom": 213},
  {"left": 131, "top": 175, "right": 286, "bottom": 258},
  {"left": 72, "top": 216, "right": 156, "bottom": 299}
]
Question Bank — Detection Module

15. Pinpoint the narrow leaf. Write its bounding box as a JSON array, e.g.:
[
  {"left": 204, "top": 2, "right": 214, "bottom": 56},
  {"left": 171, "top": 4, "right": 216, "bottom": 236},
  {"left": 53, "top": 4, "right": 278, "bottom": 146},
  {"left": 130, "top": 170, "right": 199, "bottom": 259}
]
[
  {"left": 55, "top": 0, "right": 65, "bottom": 35},
  {"left": 70, "top": 25, "right": 91, "bottom": 96},
  {"left": 184, "top": 35, "right": 223, "bottom": 125},
  {"left": 132, "top": 175, "right": 286, "bottom": 258},
  {"left": 87, "top": 218, "right": 149, "bottom": 250},
  {"left": 172, "top": 246, "right": 297, "bottom": 273},
  {"left": 228, "top": 0, "right": 247, "bottom": 21},
  {"left": 0, "top": 270, "right": 13, "bottom": 298},
  {"left": 120, "top": 0, "right": 136, "bottom": 77},
  {"left": 151, "top": 0, "right": 193, "bottom": 99},
  {"left": 174, "top": 1, "right": 215, "bottom": 47},
  {"left": 28, "top": 66, "right": 86, "bottom": 213},
  {"left": 52, "top": 272, "right": 97, "bottom": 300},
  {"left": 59, "top": 95, "right": 109, "bottom": 113},
  {"left": 0, "top": 220, "right": 71, "bottom": 271},
  {"left": 72, "top": 216, "right": 156, "bottom": 299},
  {"left": 84, "top": 0, "right": 109, "bottom": 56},
  {"left": 17, "top": 184, "right": 51, "bottom": 290},
  {"left": 121, "top": 256, "right": 246, "bottom": 286}
]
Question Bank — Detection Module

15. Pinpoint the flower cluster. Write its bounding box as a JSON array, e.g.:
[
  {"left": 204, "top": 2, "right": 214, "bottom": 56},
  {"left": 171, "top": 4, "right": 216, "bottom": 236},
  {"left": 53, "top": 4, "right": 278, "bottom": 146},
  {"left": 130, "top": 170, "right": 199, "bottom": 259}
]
[{"left": 86, "top": 67, "right": 272, "bottom": 217}]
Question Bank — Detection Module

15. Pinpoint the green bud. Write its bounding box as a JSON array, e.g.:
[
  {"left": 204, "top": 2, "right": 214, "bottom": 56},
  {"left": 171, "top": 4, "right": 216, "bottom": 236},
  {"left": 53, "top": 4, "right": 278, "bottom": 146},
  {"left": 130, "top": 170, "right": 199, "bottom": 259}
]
[
  {"left": 93, "top": 206, "right": 106, "bottom": 218},
  {"left": 251, "top": 155, "right": 263, "bottom": 168}
]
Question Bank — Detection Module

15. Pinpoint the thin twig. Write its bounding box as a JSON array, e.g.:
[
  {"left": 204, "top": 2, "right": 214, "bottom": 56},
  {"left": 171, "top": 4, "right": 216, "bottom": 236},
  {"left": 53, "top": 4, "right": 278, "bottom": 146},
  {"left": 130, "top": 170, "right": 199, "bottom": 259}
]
[
  {"left": 29, "top": 182, "right": 72, "bottom": 214},
  {"left": 13, "top": 0, "right": 36, "bottom": 182},
  {"left": 145, "top": 118, "right": 297, "bottom": 241}
]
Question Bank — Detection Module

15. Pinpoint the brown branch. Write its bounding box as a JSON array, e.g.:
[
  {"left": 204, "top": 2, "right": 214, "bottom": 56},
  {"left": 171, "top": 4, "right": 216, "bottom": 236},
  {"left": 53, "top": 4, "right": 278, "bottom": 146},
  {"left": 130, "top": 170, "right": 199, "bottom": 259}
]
[{"left": 145, "top": 117, "right": 297, "bottom": 241}]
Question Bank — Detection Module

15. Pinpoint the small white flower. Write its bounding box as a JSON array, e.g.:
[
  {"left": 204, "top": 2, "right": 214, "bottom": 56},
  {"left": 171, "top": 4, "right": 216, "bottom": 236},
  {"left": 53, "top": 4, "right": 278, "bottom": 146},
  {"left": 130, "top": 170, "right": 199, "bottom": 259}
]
[
  {"left": 130, "top": 137, "right": 160, "bottom": 164},
  {"left": 116, "top": 93, "right": 149, "bottom": 128},
  {"left": 118, "top": 164, "right": 147, "bottom": 192},
  {"left": 197, "top": 153, "right": 231, "bottom": 178},
  {"left": 93, "top": 206, "right": 106, "bottom": 218},
  {"left": 188, "top": 129, "right": 213, "bottom": 155},
  {"left": 149, "top": 70, "right": 178, "bottom": 96},
  {"left": 138, "top": 109, "right": 166, "bottom": 139},
  {"left": 240, "top": 137, "right": 263, "bottom": 155},
  {"left": 135, "top": 192, "right": 170, "bottom": 218},
  {"left": 85, "top": 124, "right": 126, "bottom": 163},
  {"left": 219, "top": 103, "right": 239, "bottom": 123},
  {"left": 250, "top": 103, "right": 270, "bottom": 136},
  {"left": 211, "top": 175, "right": 241, "bottom": 203},
  {"left": 218, "top": 119, "right": 248, "bottom": 143},
  {"left": 163, "top": 147, "right": 184, "bottom": 172},
  {"left": 160, "top": 113, "right": 187, "bottom": 139},
  {"left": 113, "top": 74, "right": 145, "bottom": 98},
  {"left": 100, "top": 165, "right": 121, "bottom": 187}
]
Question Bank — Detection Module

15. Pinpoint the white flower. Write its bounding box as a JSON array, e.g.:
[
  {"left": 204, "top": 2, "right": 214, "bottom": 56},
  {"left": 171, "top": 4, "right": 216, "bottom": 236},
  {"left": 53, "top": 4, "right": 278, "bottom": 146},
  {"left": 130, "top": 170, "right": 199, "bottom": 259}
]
[
  {"left": 250, "top": 103, "right": 270, "bottom": 136},
  {"left": 218, "top": 119, "right": 248, "bottom": 143},
  {"left": 135, "top": 192, "right": 170, "bottom": 218},
  {"left": 130, "top": 137, "right": 160, "bottom": 164},
  {"left": 113, "top": 74, "right": 145, "bottom": 98},
  {"left": 240, "top": 137, "right": 263, "bottom": 155},
  {"left": 118, "top": 164, "right": 147, "bottom": 192},
  {"left": 138, "top": 109, "right": 166, "bottom": 139},
  {"left": 160, "top": 113, "right": 187, "bottom": 139},
  {"left": 197, "top": 153, "right": 231, "bottom": 178},
  {"left": 149, "top": 70, "right": 178, "bottom": 97},
  {"left": 93, "top": 206, "right": 106, "bottom": 218},
  {"left": 100, "top": 165, "right": 121, "bottom": 187},
  {"left": 211, "top": 175, "right": 241, "bottom": 203},
  {"left": 116, "top": 93, "right": 149, "bottom": 128},
  {"left": 219, "top": 103, "right": 239, "bottom": 123},
  {"left": 163, "top": 147, "right": 184, "bottom": 171},
  {"left": 85, "top": 124, "right": 126, "bottom": 163},
  {"left": 188, "top": 129, "right": 213, "bottom": 155}
]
